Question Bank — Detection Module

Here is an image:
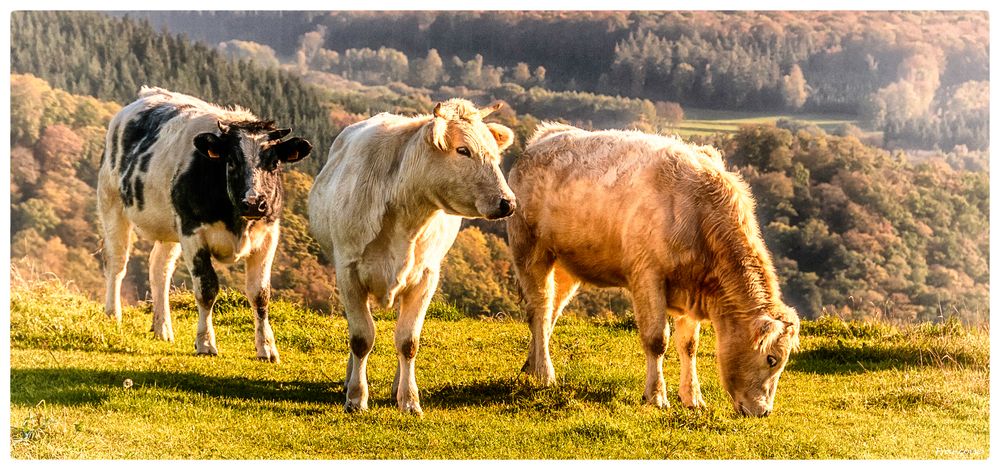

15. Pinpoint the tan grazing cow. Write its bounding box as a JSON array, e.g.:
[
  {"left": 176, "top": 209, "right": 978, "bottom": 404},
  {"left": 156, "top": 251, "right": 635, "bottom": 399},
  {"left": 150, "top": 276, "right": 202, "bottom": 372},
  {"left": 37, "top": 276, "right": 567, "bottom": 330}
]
[
  {"left": 309, "top": 99, "right": 516, "bottom": 414},
  {"left": 507, "top": 123, "right": 800, "bottom": 417}
]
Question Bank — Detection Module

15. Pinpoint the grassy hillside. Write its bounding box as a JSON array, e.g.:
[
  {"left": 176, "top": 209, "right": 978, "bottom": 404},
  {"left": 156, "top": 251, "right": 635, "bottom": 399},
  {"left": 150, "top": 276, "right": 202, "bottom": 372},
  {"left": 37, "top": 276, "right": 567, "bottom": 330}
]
[{"left": 10, "top": 281, "right": 989, "bottom": 459}]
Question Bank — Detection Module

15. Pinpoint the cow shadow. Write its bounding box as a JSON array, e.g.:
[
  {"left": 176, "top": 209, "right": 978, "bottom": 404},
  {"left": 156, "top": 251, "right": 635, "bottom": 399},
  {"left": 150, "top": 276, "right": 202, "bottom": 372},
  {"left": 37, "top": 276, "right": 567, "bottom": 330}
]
[
  {"left": 415, "top": 375, "right": 633, "bottom": 410},
  {"left": 788, "top": 340, "right": 985, "bottom": 374},
  {"left": 10, "top": 367, "right": 342, "bottom": 408}
]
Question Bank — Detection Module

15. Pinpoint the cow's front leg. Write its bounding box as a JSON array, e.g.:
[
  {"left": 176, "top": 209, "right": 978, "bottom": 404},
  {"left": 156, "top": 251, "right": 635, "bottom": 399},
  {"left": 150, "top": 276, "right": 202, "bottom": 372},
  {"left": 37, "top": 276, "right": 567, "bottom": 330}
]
[
  {"left": 245, "top": 223, "right": 280, "bottom": 363},
  {"left": 632, "top": 275, "right": 670, "bottom": 409},
  {"left": 338, "top": 264, "right": 375, "bottom": 412},
  {"left": 182, "top": 238, "right": 219, "bottom": 355},
  {"left": 674, "top": 314, "right": 706, "bottom": 408},
  {"left": 392, "top": 268, "right": 438, "bottom": 416}
]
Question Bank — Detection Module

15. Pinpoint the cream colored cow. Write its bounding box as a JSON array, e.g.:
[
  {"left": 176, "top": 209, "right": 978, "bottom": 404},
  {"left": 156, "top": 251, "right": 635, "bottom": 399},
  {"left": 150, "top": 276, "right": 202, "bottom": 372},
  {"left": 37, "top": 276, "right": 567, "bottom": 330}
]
[
  {"left": 507, "top": 123, "right": 800, "bottom": 417},
  {"left": 309, "top": 99, "right": 516, "bottom": 415}
]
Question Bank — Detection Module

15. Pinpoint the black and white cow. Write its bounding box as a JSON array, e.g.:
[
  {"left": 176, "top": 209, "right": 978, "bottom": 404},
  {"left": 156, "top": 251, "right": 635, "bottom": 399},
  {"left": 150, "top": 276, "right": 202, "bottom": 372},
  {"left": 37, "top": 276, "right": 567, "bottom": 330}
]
[{"left": 97, "top": 86, "right": 312, "bottom": 361}]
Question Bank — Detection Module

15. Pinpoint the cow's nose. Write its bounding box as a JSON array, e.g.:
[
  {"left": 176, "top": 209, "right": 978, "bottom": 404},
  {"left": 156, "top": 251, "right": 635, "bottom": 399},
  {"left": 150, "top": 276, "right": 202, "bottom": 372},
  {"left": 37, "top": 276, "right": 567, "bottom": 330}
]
[
  {"left": 762, "top": 409, "right": 771, "bottom": 417},
  {"left": 497, "top": 197, "right": 515, "bottom": 218},
  {"left": 242, "top": 196, "right": 267, "bottom": 216}
]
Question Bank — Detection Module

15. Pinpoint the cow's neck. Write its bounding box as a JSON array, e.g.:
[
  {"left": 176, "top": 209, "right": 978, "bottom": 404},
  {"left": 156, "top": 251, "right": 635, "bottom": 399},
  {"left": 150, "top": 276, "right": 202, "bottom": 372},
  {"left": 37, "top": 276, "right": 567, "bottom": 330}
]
[{"left": 711, "top": 234, "right": 782, "bottom": 317}]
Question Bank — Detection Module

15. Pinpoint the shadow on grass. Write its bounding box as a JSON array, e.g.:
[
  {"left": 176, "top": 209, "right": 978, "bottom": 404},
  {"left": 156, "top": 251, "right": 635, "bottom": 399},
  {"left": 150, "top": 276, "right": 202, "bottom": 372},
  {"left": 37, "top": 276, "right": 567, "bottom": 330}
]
[
  {"left": 418, "top": 375, "right": 631, "bottom": 410},
  {"left": 10, "top": 367, "right": 342, "bottom": 407},
  {"left": 790, "top": 339, "right": 987, "bottom": 374}
]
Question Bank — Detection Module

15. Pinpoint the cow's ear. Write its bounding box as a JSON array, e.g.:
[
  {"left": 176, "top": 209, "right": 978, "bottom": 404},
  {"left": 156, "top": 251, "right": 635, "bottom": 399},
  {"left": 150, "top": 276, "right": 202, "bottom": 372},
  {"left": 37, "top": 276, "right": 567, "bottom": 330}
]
[
  {"left": 194, "top": 133, "right": 223, "bottom": 159},
  {"left": 751, "top": 316, "right": 784, "bottom": 351},
  {"left": 487, "top": 123, "right": 514, "bottom": 151},
  {"left": 268, "top": 128, "right": 292, "bottom": 141},
  {"left": 274, "top": 137, "right": 313, "bottom": 163},
  {"left": 426, "top": 116, "right": 450, "bottom": 151}
]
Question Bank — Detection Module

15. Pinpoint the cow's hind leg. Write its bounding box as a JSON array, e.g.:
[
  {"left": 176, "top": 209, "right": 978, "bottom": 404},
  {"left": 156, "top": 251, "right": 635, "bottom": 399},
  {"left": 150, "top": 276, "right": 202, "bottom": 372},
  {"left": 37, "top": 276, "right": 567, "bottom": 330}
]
[
  {"left": 631, "top": 274, "right": 670, "bottom": 408},
  {"left": 99, "top": 193, "right": 133, "bottom": 323},
  {"left": 391, "top": 268, "right": 438, "bottom": 416},
  {"left": 245, "top": 224, "right": 281, "bottom": 363},
  {"left": 339, "top": 264, "right": 375, "bottom": 412},
  {"left": 674, "top": 314, "right": 706, "bottom": 408},
  {"left": 149, "top": 241, "right": 181, "bottom": 341},
  {"left": 181, "top": 238, "right": 220, "bottom": 355}
]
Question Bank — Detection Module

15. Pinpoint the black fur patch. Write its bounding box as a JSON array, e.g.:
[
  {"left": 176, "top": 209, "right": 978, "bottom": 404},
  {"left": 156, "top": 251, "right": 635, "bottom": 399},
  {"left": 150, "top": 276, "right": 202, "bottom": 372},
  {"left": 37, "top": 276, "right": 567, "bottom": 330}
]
[
  {"left": 254, "top": 287, "right": 271, "bottom": 320},
  {"left": 172, "top": 122, "right": 286, "bottom": 236},
  {"left": 685, "top": 339, "right": 697, "bottom": 358},
  {"left": 172, "top": 150, "right": 244, "bottom": 235},
  {"left": 400, "top": 338, "right": 418, "bottom": 360},
  {"left": 119, "top": 104, "right": 187, "bottom": 209},
  {"left": 350, "top": 335, "right": 373, "bottom": 358},
  {"left": 645, "top": 335, "right": 667, "bottom": 356},
  {"left": 191, "top": 248, "right": 219, "bottom": 308},
  {"left": 107, "top": 123, "right": 120, "bottom": 169}
]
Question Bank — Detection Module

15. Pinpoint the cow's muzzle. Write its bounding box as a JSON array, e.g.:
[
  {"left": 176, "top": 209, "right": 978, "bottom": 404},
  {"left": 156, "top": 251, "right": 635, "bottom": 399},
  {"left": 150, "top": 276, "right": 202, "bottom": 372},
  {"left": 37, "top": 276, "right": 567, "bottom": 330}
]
[
  {"left": 241, "top": 195, "right": 269, "bottom": 220},
  {"left": 486, "top": 197, "right": 516, "bottom": 220}
]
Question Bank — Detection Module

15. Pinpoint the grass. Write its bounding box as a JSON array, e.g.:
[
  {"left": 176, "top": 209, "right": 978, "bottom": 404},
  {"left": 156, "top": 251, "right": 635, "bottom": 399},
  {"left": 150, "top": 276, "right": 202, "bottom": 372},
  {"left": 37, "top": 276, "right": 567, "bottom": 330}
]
[
  {"left": 671, "top": 108, "right": 867, "bottom": 138},
  {"left": 9, "top": 281, "right": 990, "bottom": 459}
]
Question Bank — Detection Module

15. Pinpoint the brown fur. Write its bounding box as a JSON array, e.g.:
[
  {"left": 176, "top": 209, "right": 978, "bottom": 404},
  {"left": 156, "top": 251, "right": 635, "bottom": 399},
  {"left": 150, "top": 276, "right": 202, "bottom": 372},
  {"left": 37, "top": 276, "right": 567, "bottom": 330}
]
[{"left": 508, "top": 123, "right": 800, "bottom": 416}]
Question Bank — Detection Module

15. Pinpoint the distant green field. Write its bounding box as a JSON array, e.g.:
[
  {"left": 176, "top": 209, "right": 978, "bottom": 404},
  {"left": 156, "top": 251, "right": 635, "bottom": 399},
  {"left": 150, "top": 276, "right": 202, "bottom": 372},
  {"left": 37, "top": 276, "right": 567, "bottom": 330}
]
[
  {"left": 673, "top": 108, "right": 863, "bottom": 138},
  {"left": 10, "top": 282, "right": 989, "bottom": 459}
]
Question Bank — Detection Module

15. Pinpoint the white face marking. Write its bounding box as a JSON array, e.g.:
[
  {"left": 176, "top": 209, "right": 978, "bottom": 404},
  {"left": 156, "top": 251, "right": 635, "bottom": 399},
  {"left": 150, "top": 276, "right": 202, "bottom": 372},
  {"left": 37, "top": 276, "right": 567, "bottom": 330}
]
[{"left": 239, "top": 132, "right": 267, "bottom": 200}]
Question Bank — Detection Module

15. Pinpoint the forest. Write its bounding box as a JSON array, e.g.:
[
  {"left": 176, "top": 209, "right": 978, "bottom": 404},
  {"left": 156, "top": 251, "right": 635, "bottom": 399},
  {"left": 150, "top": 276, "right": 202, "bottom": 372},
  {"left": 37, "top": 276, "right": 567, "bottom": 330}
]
[
  {"left": 9, "top": 11, "right": 989, "bottom": 325},
  {"left": 131, "top": 10, "right": 989, "bottom": 151}
]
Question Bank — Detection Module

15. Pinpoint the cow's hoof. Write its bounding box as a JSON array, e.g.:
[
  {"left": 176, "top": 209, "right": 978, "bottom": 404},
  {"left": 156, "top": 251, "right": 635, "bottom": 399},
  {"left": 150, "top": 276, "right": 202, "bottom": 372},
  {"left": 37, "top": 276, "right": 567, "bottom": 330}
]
[
  {"left": 680, "top": 394, "right": 707, "bottom": 409},
  {"left": 151, "top": 325, "right": 174, "bottom": 342},
  {"left": 528, "top": 367, "right": 557, "bottom": 387},
  {"left": 195, "top": 344, "right": 219, "bottom": 356},
  {"left": 398, "top": 401, "right": 423, "bottom": 417},
  {"left": 344, "top": 401, "right": 368, "bottom": 413},
  {"left": 256, "top": 344, "right": 281, "bottom": 363},
  {"left": 643, "top": 393, "right": 670, "bottom": 409},
  {"left": 256, "top": 353, "right": 280, "bottom": 364}
]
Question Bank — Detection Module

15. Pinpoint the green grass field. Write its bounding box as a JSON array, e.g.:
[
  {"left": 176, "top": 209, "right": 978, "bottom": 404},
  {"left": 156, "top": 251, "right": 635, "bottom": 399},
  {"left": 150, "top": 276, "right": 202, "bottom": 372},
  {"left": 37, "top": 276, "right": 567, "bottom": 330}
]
[
  {"left": 10, "top": 281, "right": 989, "bottom": 459},
  {"left": 672, "top": 108, "right": 864, "bottom": 138}
]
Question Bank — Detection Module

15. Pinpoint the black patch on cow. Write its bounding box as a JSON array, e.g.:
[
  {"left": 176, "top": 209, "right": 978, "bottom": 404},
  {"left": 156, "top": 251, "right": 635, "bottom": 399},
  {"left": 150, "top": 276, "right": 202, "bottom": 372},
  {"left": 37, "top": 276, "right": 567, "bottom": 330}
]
[
  {"left": 645, "top": 335, "right": 667, "bottom": 356},
  {"left": 172, "top": 150, "right": 248, "bottom": 235},
  {"left": 119, "top": 104, "right": 188, "bottom": 209},
  {"left": 191, "top": 248, "right": 219, "bottom": 309},
  {"left": 400, "top": 338, "right": 418, "bottom": 360},
  {"left": 685, "top": 338, "right": 697, "bottom": 358},
  {"left": 133, "top": 178, "right": 145, "bottom": 211},
  {"left": 172, "top": 120, "right": 289, "bottom": 236},
  {"left": 350, "top": 334, "right": 373, "bottom": 358},
  {"left": 254, "top": 287, "right": 271, "bottom": 320},
  {"left": 106, "top": 122, "right": 120, "bottom": 169}
]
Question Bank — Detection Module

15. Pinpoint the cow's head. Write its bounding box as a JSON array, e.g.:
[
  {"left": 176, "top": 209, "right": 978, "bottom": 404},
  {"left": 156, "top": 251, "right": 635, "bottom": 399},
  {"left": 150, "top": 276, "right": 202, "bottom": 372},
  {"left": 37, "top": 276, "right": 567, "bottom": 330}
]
[
  {"left": 715, "top": 303, "right": 800, "bottom": 417},
  {"left": 421, "top": 99, "right": 516, "bottom": 220},
  {"left": 194, "top": 120, "right": 312, "bottom": 220}
]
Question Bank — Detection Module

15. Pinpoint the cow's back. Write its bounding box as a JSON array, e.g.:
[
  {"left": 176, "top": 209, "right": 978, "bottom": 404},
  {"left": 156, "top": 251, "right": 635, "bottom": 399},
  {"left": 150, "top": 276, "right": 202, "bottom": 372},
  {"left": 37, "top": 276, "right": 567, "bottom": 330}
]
[
  {"left": 510, "top": 125, "right": 727, "bottom": 287},
  {"left": 309, "top": 113, "right": 426, "bottom": 259}
]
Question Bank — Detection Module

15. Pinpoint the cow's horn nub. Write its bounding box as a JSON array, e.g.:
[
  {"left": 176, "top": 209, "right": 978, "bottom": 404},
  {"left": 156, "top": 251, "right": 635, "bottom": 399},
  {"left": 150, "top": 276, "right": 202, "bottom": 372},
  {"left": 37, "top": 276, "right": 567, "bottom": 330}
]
[
  {"left": 479, "top": 102, "right": 503, "bottom": 118},
  {"left": 433, "top": 103, "right": 444, "bottom": 118},
  {"left": 217, "top": 121, "right": 230, "bottom": 134}
]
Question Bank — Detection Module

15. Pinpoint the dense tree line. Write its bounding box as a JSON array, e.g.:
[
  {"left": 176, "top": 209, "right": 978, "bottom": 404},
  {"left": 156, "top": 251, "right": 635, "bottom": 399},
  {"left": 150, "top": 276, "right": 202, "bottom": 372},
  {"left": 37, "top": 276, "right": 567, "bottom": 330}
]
[
  {"left": 131, "top": 11, "right": 988, "bottom": 150},
  {"left": 11, "top": 11, "right": 339, "bottom": 169}
]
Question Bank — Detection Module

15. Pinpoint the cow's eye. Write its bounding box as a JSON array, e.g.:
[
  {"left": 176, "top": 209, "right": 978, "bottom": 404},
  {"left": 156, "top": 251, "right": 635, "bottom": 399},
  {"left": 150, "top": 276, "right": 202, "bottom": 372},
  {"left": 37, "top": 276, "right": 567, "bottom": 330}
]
[
  {"left": 456, "top": 146, "right": 472, "bottom": 157},
  {"left": 766, "top": 355, "right": 779, "bottom": 368}
]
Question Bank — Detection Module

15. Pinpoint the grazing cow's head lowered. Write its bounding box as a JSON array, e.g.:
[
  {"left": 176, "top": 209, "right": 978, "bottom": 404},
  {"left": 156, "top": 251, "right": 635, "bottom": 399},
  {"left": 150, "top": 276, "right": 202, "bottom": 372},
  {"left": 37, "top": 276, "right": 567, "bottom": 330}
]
[
  {"left": 423, "top": 99, "right": 517, "bottom": 220},
  {"left": 194, "top": 120, "right": 313, "bottom": 220},
  {"left": 716, "top": 303, "right": 800, "bottom": 417}
]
